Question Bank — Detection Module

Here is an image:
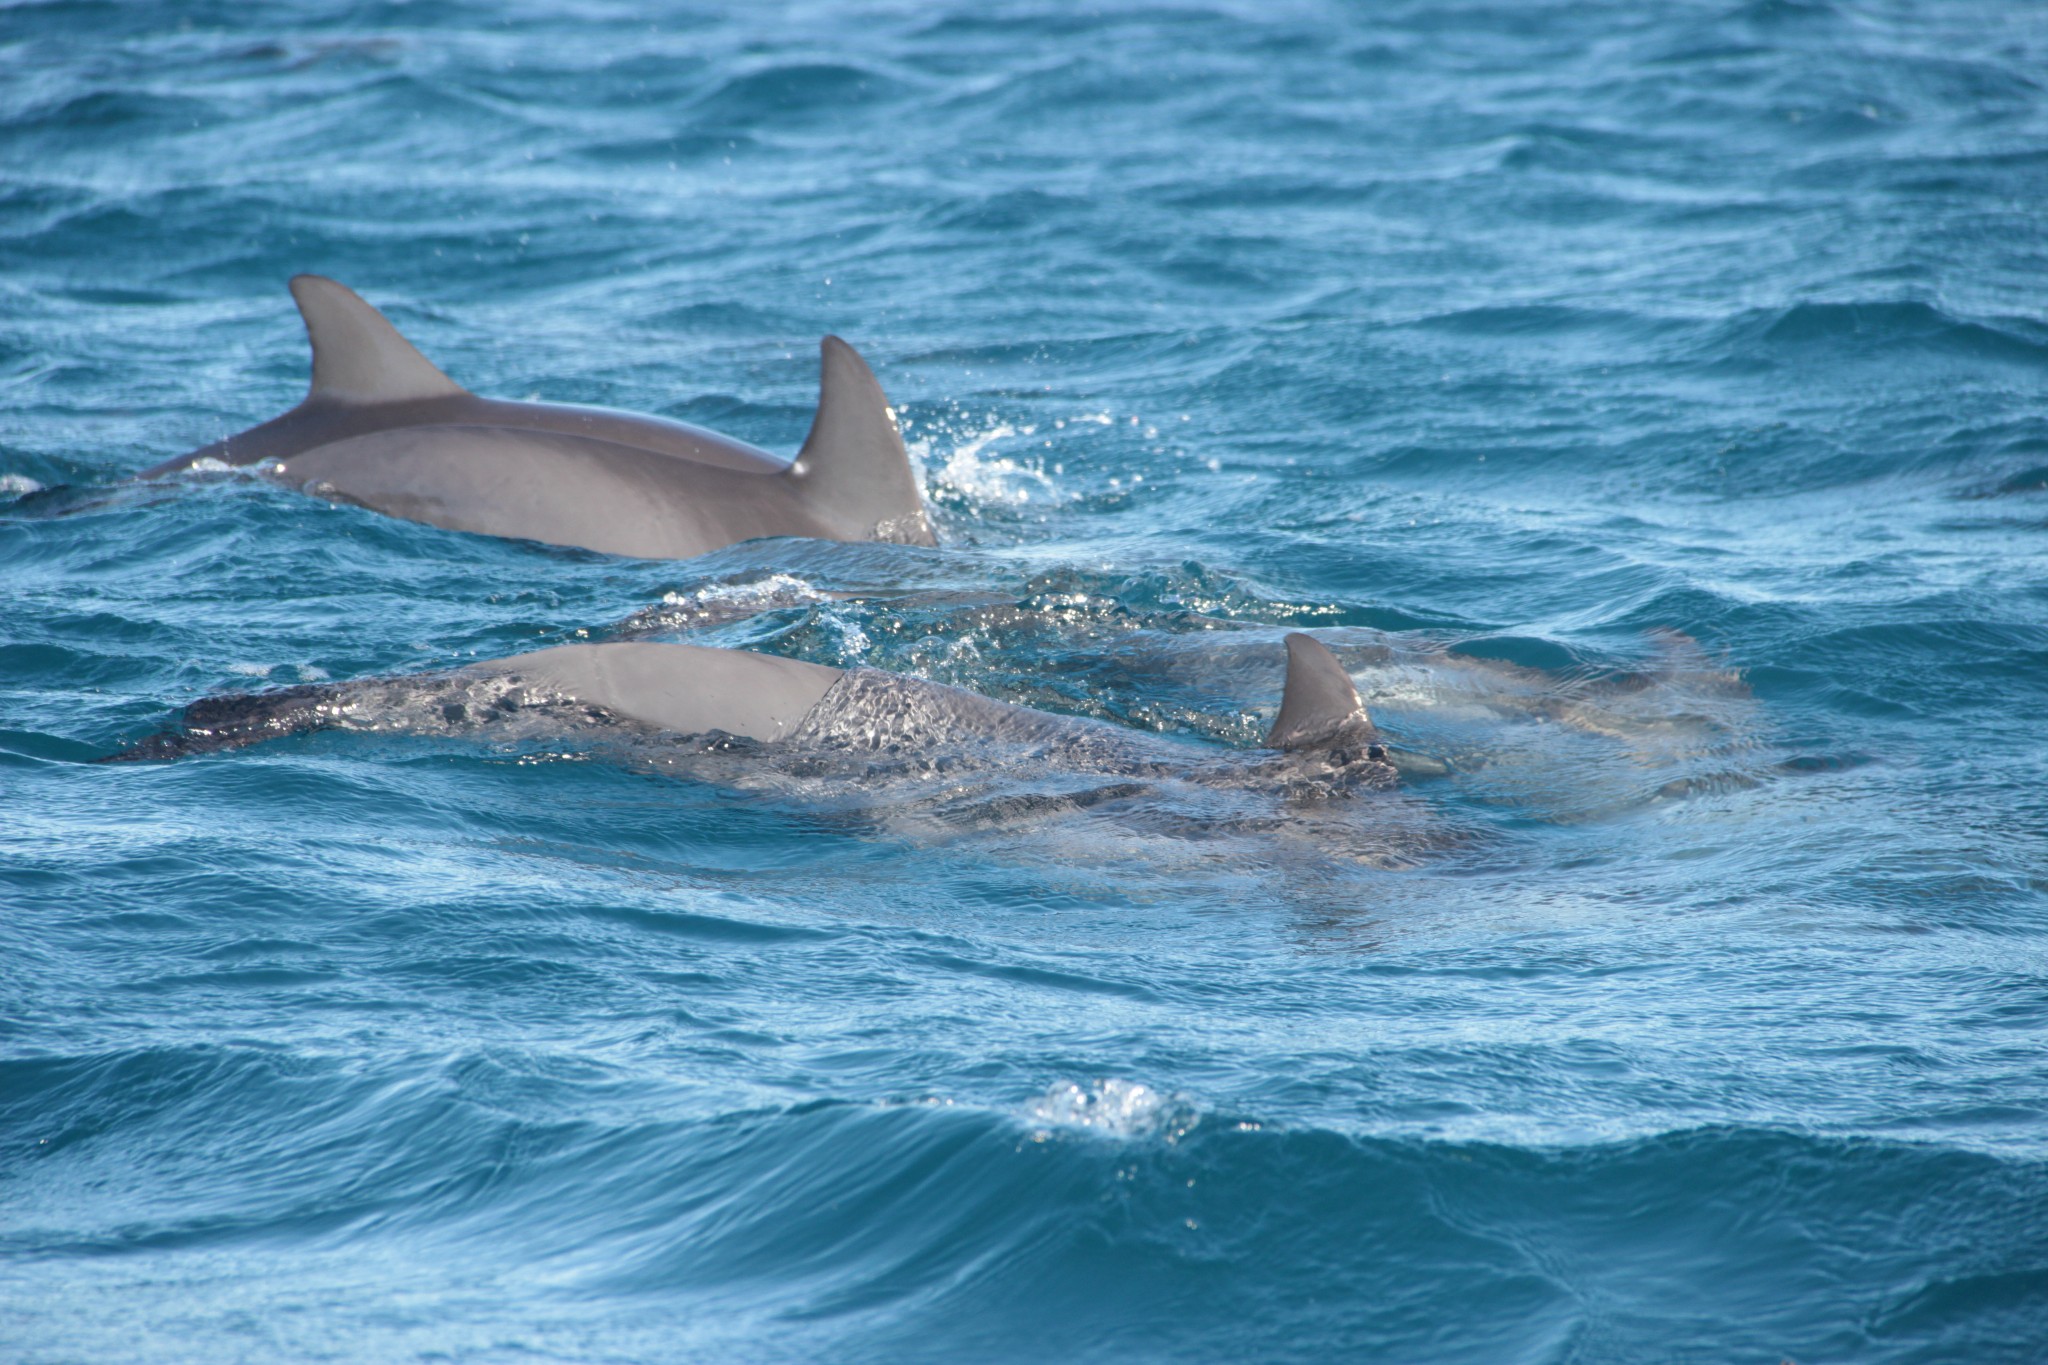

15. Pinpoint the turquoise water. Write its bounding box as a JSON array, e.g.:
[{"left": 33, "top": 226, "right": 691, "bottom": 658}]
[{"left": 6, "top": 1, "right": 2048, "bottom": 1360}]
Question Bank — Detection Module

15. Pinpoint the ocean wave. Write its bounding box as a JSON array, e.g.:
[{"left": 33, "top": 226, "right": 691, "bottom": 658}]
[
  {"left": 9, "top": 1047, "right": 2045, "bottom": 1363},
  {"left": 1740, "top": 300, "right": 2048, "bottom": 368},
  {"left": 693, "top": 63, "right": 913, "bottom": 128}
]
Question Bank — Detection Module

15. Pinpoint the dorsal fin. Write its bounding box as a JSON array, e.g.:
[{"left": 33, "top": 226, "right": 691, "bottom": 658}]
[
  {"left": 290, "top": 275, "right": 465, "bottom": 406},
  {"left": 789, "top": 336, "right": 937, "bottom": 547},
  {"left": 1264, "top": 633, "right": 1370, "bottom": 750}
]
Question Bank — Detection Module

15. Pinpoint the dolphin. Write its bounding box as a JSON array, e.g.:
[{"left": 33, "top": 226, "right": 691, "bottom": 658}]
[
  {"left": 139, "top": 276, "right": 937, "bottom": 560},
  {"left": 107, "top": 633, "right": 1399, "bottom": 816}
]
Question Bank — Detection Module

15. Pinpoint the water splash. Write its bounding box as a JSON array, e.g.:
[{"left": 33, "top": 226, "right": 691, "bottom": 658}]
[
  {"left": 614, "top": 574, "right": 839, "bottom": 637},
  {"left": 911, "top": 417, "right": 1062, "bottom": 513},
  {"left": 1024, "top": 1079, "right": 1198, "bottom": 1142}
]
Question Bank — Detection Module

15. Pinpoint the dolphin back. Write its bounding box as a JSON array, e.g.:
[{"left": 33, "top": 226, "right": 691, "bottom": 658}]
[
  {"left": 477, "top": 643, "right": 842, "bottom": 743},
  {"left": 139, "top": 275, "right": 469, "bottom": 477},
  {"left": 103, "top": 643, "right": 847, "bottom": 763},
  {"left": 138, "top": 277, "right": 938, "bottom": 560}
]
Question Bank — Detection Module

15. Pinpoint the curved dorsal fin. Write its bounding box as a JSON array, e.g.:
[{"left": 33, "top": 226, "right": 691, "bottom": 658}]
[
  {"left": 289, "top": 275, "right": 465, "bottom": 406},
  {"left": 790, "top": 336, "right": 937, "bottom": 546},
  {"left": 1264, "top": 633, "right": 1369, "bottom": 750}
]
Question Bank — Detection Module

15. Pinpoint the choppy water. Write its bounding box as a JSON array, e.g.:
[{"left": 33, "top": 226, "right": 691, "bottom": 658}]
[{"left": 6, "top": 1, "right": 2048, "bottom": 1360}]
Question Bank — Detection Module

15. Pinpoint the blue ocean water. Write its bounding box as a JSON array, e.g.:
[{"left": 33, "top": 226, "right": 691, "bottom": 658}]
[{"left": 5, "top": 0, "right": 2048, "bottom": 1359}]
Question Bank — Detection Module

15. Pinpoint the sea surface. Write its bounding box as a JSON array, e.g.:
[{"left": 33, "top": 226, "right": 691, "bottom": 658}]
[{"left": 5, "top": 1, "right": 2048, "bottom": 1360}]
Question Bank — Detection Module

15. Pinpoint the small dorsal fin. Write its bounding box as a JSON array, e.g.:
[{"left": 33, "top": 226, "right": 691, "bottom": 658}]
[
  {"left": 790, "top": 336, "right": 937, "bottom": 547},
  {"left": 290, "top": 275, "right": 465, "bottom": 406},
  {"left": 1264, "top": 633, "right": 1370, "bottom": 750}
]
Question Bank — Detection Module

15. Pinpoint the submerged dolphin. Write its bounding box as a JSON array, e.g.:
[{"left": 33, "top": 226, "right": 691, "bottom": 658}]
[
  {"left": 109, "top": 633, "right": 1398, "bottom": 815},
  {"left": 140, "top": 276, "right": 937, "bottom": 559}
]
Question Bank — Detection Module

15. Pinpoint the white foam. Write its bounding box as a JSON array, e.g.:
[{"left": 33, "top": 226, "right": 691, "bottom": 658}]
[
  {"left": 658, "top": 573, "right": 826, "bottom": 611},
  {"left": 226, "top": 662, "right": 330, "bottom": 682},
  {"left": 619, "top": 574, "right": 837, "bottom": 640},
  {"left": 1024, "top": 1078, "right": 1196, "bottom": 1142},
  {"left": 185, "top": 457, "right": 236, "bottom": 474},
  {"left": 0, "top": 473, "right": 44, "bottom": 496},
  {"left": 830, "top": 614, "right": 871, "bottom": 661}
]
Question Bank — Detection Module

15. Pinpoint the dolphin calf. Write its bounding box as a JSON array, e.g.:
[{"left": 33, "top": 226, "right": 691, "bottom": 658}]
[
  {"left": 109, "top": 633, "right": 1399, "bottom": 818},
  {"left": 140, "top": 276, "right": 937, "bottom": 559}
]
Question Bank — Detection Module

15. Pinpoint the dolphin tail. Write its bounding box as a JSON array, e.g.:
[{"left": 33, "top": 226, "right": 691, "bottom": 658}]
[
  {"left": 1264, "top": 633, "right": 1375, "bottom": 751},
  {"left": 788, "top": 337, "right": 938, "bottom": 547}
]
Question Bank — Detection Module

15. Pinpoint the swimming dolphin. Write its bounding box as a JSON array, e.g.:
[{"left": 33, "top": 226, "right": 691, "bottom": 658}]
[
  {"left": 139, "top": 276, "right": 938, "bottom": 559},
  {"left": 108, "top": 633, "right": 1397, "bottom": 811}
]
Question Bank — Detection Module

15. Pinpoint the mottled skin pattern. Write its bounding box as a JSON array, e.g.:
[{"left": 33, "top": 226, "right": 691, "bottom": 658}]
[{"left": 108, "top": 639, "right": 1402, "bottom": 841}]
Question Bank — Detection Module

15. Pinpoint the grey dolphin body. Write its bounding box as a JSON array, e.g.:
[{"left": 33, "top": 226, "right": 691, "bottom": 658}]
[
  {"left": 111, "top": 634, "right": 1396, "bottom": 810},
  {"left": 140, "top": 276, "right": 937, "bottom": 559}
]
